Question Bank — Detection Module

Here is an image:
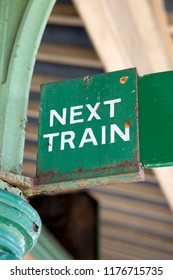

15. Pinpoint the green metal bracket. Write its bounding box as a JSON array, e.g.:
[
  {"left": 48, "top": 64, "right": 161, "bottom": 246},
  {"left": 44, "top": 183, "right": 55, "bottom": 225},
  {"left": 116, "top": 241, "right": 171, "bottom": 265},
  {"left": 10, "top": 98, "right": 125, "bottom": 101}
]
[
  {"left": 0, "top": 0, "right": 56, "bottom": 259},
  {"left": 139, "top": 70, "right": 173, "bottom": 168}
]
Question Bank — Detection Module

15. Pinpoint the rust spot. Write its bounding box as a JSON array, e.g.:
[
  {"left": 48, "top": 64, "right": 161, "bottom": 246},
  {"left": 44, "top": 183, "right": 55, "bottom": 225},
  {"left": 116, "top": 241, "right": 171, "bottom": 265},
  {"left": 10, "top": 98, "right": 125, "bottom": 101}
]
[
  {"left": 133, "top": 150, "right": 138, "bottom": 160},
  {"left": 120, "top": 76, "right": 128, "bottom": 84},
  {"left": 75, "top": 168, "right": 83, "bottom": 173},
  {"left": 33, "top": 222, "right": 39, "bottom": 233},
  {"left": 125, "top": 120, "right": 132, "bottom": 128},
  {"left": 83, "top": 75, "right": 90, "bottom": 81},
  {"left": 36, "top": 170, "right": 60, "bottom": 184},
  {"left": 37, "top": 170, "right": 58, "bottom": 179}
]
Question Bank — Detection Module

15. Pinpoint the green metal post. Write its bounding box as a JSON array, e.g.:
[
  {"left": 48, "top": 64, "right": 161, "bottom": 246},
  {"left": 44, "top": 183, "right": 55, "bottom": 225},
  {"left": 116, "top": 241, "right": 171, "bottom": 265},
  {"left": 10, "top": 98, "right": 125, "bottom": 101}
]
[
  {"left": 0, "top": 0, "right": 56, "bottom": 259},
  {"left": 0, "top": 183, "right": 41, "bottom": 260}
]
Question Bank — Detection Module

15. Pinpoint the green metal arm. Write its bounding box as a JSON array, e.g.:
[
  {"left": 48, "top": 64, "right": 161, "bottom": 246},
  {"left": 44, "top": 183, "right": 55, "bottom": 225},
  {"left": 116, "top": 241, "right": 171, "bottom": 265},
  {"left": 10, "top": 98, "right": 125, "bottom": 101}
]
[{"left": 0, "top": 0, "right": 56, "bottom": 174}]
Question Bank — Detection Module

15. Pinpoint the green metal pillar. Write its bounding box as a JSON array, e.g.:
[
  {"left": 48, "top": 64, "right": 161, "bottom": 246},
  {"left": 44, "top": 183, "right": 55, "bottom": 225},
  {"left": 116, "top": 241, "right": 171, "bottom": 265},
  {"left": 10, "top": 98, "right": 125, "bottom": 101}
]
[
  {"left": 0, "top": 184, "right": 41, "bottom": 260},
  {"left": 0, "top": 0, "right": 56, "bottom": 259}
]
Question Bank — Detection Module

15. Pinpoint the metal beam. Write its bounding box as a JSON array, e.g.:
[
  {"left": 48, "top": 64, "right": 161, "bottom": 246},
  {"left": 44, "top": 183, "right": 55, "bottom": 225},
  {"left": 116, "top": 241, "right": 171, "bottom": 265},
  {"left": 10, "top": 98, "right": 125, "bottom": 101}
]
[
  {"left": 73, "top": 0, "right": 173, "bottom": 74},
  {"left": 0, "top": 0, "right": 56, "bottom": 174}
]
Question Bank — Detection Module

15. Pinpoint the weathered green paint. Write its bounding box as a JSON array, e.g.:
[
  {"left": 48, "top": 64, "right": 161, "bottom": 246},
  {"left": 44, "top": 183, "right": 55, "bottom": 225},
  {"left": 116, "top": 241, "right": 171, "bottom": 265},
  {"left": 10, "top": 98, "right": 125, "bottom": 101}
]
[
  {"left": 0, "top": 187, "right": 41, "bottom": 260},
  {"left": 0, "top": 0, "right": 56, "bottom": 260},
  {"left": 0, "top": 169, "right": 144, "bottom": 197},
  {"left": 37, "top": 68, "right": 143, "bottom": 188},
  {"left": 139, "top": 70, "right": 173, "bottom": 168},
  {"left": 0, "top": 0, "right": 56, "bottom": 174}
]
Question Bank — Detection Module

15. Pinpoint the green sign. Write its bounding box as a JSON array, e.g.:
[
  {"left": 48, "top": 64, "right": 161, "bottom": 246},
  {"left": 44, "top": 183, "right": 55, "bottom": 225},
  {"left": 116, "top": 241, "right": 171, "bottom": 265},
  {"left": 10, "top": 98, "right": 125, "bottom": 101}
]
[{"left": 37, "top": 68, "right": 144, "bottom": 187}]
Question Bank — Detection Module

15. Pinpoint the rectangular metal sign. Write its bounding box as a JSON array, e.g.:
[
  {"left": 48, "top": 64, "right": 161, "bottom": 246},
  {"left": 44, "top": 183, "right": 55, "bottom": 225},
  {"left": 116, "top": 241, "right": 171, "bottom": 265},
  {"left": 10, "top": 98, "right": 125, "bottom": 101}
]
[{"left": 37, "top": 68, "right": 144, "bottom": 188}]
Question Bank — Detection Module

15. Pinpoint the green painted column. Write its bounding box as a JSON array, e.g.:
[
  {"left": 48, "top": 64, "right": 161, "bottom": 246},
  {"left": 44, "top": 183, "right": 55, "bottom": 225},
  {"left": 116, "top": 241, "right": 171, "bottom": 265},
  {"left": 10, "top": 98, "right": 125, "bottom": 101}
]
[
  {"left": 0, "top": 184, "right": 41, "bottom": 260},
  {"left": 0, "top": 0, "right": 56, "bottom": 259}
]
